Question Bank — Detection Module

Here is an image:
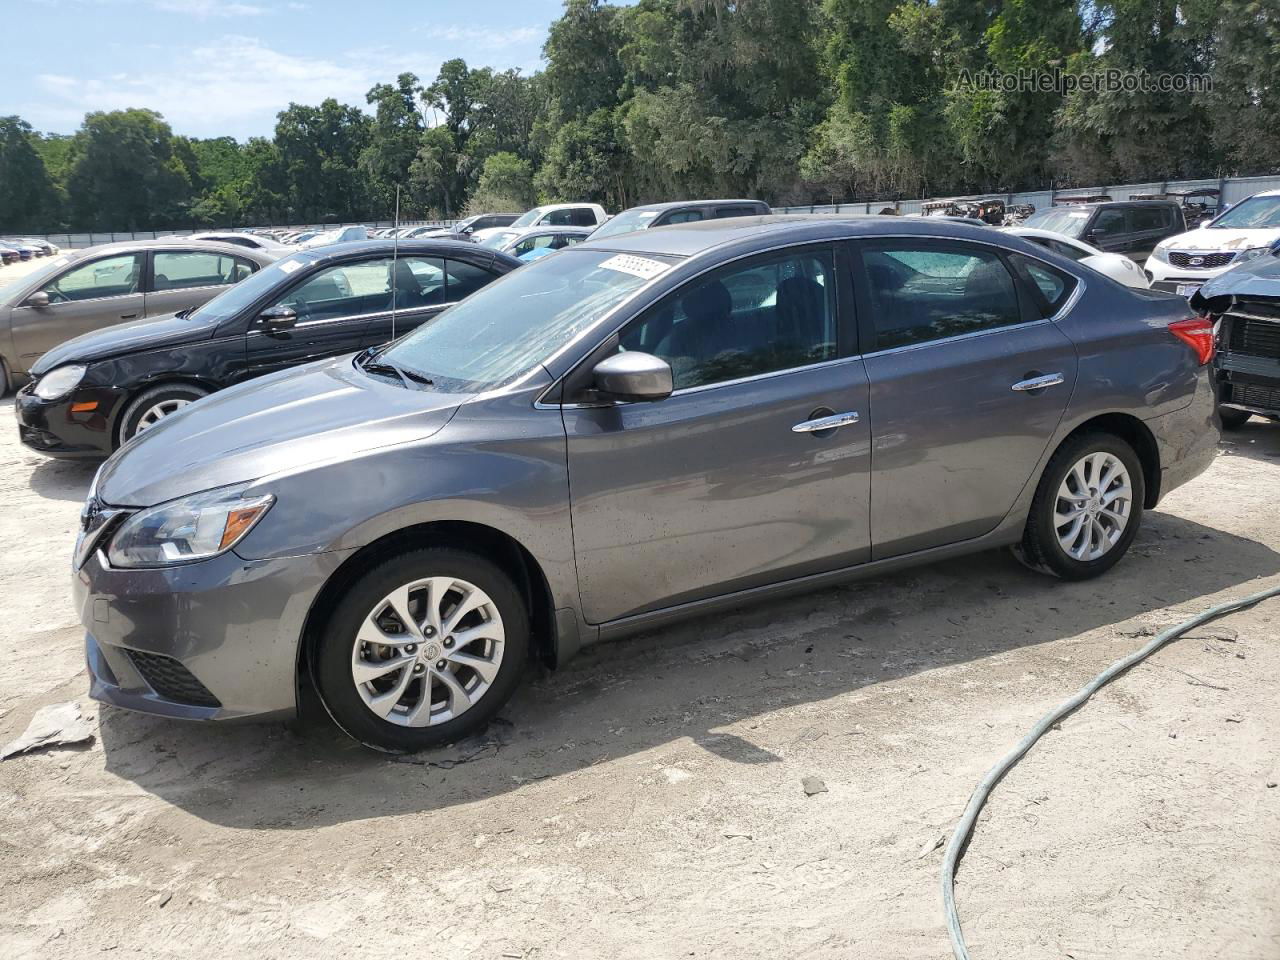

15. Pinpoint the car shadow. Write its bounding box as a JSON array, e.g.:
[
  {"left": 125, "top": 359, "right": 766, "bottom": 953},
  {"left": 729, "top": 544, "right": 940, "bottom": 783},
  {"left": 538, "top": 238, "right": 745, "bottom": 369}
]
[
  {"left": 97, "top": 508, "right": 1280, "bottom": 829},
  {"left": 26, "top": 456, "right": 100, "bottom": 502},
  {"left": 1217, "top": 420, "right": 1280, "bottom": 465}
]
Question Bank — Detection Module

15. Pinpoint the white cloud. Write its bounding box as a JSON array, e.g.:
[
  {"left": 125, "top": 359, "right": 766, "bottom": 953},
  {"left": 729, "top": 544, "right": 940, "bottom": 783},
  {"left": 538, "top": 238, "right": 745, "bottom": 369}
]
[
  {"left": 418, "top": 24, "right": 543, "bottom": 51},
  {"left": 150, "top": 0, "right": 268, "bottom": 15},
  {"left": 30, "top": 35, "right": 393, "bottom": 138}
]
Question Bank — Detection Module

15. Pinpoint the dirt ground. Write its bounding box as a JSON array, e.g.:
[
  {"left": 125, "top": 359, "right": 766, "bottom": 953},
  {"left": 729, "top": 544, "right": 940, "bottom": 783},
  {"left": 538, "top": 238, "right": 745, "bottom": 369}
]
[{"left": 0, "top": 400, "right": 1277, "bottom": 960}]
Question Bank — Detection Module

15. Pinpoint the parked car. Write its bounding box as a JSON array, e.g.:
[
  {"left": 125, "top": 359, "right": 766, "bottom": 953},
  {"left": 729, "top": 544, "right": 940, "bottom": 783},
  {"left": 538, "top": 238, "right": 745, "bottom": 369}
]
[
  {"left": 1189, "top": 247, "right": 1280, "bottom": 430},
  {"left": 1002, "top": 226, "right": 1150, "bottom": 289},
  {"left": 471, "top": 203, "right": 607, "bottom": 243},
  {"left": 1024, "top": 199, "right": 1185, "bottom": 262},
  {"left": 1145, "top": 189, "right": 1280, "bottom": 297},
  {"left": 16, "top": 239, "right": 521, "bottom": 455},
  {"left": 0, "top": 240, "right": 278, "bottom": 396},
  {"left": 586, "top": 200, "right": 771, "bottom": 241},
  {"left": 2, "top": 239, "right": 37, "bottom": 261},
  {"left": 70, "top": 216, "right": 1218, "bottom": 751},
  {"left": 921, "top": 199, "right": 1006, "bottom": 224},
  {"left": 1131, "top": 189, "right": 1221, "bottom": 229},
  {"left": 450, "top": 213, "right": 521, "bottom": 238},
  {"left": 171, "top": 231, "right": 290, "bottom": 253},
  {"left": 300, "top": 226, "right": 368, "bottom": 249},
  {"left": 9, "top": 237, "right": 54, "bottom": 256},
  {"left": 479, "top": 225, "right": 594, "bottom": 260},
  {"left": 0, "top": 243, "right": 19, "bottom": 266},
  {"left": 1001, "top": 203, "right": 1037, "bottom": 226}
]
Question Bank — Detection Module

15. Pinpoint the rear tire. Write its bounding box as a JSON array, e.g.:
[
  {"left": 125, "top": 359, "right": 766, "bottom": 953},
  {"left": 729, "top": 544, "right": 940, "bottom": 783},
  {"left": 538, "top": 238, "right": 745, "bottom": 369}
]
[
  {"left": 1218, "top": 406, "right": 1252, "bottom": 430},
  {"left": 1013, "top": 432, "right": 1145, "bottom": 581},
  {"left": 314, "top": 548, "right": 529, "bottom": 753},
  {"left": 117, "top": 383, "right": 208, "bottom": 446}
]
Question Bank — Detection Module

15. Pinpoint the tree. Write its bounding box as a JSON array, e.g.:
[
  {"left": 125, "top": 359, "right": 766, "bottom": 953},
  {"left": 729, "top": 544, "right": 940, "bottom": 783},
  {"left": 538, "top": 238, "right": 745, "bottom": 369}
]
[
  {"left": 408, "top": 125, "right": 460, "bottom": 217},
  {"left": 466, "top": 151, "right": 536, "bottom": 213},
  {"left": 361, "top": 73, "right": 425, "bottom": 214},
  {"left": 66, "top": 109, "right": 193, "bottom": 230},
  {"left": 273, "top": 99, "right": 372, "bottom": 221},
  {"left": 0, "top": 116, "right": 61, "bottom": 231}
]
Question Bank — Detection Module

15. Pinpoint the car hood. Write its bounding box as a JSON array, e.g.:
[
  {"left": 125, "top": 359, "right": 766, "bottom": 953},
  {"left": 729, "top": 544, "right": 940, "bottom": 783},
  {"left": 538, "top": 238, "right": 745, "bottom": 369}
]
[
  {"left": 96, "top": 355, "right": 467, "bottom": 507},
  {"left": 1161, "top": 226, "right": 1280, "bottom": 253},
  {"left": 31, "top": 311, "right": 218, "bottom": 375}
]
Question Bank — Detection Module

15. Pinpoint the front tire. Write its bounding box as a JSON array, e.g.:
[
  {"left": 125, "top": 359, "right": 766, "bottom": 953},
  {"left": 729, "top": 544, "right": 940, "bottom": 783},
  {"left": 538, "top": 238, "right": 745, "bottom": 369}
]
[
  {"left": 1218, "top": 406, "right": 1252, "bottom": 430},
  {"left": 1013, "top": 432, "right": 1145, "bottom": 580},
  {"left": 314, "top": 548, "right": 529, "bottom": 753},
  {"left": 117, "top": 383, "right": 209, "bottom": 445}
]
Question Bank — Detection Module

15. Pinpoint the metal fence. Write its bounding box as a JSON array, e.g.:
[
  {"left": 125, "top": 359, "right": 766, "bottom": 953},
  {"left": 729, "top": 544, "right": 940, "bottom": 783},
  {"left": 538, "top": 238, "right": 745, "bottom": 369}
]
[
  {"left": 24, "top": 220, "right": 460, "bottom": 251},
  {"left": 776, "top": 173, "right": 1280, "bottom": 217}
]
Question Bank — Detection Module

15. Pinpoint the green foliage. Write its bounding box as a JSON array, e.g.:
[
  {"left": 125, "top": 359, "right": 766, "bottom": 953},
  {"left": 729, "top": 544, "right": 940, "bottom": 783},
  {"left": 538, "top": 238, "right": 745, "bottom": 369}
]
[{"left": 4, "top": 0, "right": 1277, "bottom": 232}]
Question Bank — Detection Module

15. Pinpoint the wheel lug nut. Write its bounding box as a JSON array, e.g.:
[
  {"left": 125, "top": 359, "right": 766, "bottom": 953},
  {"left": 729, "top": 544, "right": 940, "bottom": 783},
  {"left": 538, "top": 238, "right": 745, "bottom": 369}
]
[
  {"left": 413, "top": 664, "right": 425, "bottom": 674},
  {"left": 443, "top": 637, "right": 454, "bottom": 648},
  {"left": 436, "top": 660, "right": 446, "bottom": 670},
  {"left": 424, "top": 626, "right": 436, "bottom": 637},
  {"left": 404, "top": 644, "right": 417, "bottom": 654}
]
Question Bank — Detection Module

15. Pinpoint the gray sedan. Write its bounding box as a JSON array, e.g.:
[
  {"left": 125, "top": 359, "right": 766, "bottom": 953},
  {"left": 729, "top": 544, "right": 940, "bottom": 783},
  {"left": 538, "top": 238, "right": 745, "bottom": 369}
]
[
  {"left": 74, "top": 215, "right": 1219, "bottom": 751},
  {"left": 0, "top": 239, "right": 278, "bottom": 394}
]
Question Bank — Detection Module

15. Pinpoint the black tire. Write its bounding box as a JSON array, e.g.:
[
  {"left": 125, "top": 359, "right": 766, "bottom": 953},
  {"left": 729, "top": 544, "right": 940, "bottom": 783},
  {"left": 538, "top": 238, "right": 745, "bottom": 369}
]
[
  {"left": 1218, "top": 406, "right": 1252, "bottom": 430},
  {"left": 0, "top": 357, "right": 9, "bottom": 398},
  {"left": 117, "top": 383, "right": 209, "bottom": 446},
  {"left": 1013, "top": 432, "right": 1146, "bottom": 581},
  {"left": 313, "top": 548, "right": 529, "bottom": 753}
]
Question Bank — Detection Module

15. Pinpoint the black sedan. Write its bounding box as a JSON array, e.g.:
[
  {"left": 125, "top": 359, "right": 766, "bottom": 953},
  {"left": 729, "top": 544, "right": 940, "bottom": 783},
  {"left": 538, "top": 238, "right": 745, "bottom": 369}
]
[{"left": 16, "top": 239, "right": 522, "bottom": 457}]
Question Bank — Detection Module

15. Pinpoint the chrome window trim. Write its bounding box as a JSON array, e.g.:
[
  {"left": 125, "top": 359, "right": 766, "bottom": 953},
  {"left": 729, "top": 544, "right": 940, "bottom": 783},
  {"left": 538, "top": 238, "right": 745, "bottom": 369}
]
[
  {"left": 244, "top": 303, "right": 451, "bottom": 336},
  {"left": 535, "top": 230, "right": 1086, "bottom": 408}
]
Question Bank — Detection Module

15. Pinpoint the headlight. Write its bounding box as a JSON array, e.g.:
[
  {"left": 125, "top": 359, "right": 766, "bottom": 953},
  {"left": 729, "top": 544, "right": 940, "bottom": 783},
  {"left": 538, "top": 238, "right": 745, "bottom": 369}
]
[
  {"left": 106, "top": 485, "right": 274, "bottom": 568},
  {"left": 1234, "top": 246, "right": 1271, "bottom": 265},
  {"left": 1151, "top": 246, "right": 1170, "bottom": 264},
  {"left": 34, "top": 364, "right": 87, "bottom": 400}
]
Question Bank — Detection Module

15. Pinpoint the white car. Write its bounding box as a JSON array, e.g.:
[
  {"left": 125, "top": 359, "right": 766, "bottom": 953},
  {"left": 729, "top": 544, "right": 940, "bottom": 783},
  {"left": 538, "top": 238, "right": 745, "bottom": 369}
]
[
  {"left": 470, "top": 203, "right": 607, "bottom": 243},
  {"left": 478, "top": 225, "right": 594, "bottom": 261},
  {"left": 160, "top": 231, "right": 289, "bottom": 253},
  {"left": 1145, "top": 189, "right": 1280, "bottom": 296},
  {"left": 1002, "top": 226, "right": 1149, "bottom": 289}
]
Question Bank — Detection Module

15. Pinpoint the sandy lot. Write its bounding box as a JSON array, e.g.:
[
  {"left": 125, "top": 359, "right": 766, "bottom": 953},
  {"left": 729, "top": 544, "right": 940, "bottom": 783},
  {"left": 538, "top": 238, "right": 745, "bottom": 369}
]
[{"left": 0, "top": 402, "right": 1277, "bottom": 959}]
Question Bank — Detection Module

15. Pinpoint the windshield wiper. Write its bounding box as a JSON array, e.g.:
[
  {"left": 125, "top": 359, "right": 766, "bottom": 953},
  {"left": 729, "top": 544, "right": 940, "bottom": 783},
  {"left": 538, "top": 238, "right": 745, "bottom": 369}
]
[
  {"left": 356, "top": 347, "right": 434, "bottom": 388},
  {"left": 175, "top": 308, "right": 191, "bottom": 319}
]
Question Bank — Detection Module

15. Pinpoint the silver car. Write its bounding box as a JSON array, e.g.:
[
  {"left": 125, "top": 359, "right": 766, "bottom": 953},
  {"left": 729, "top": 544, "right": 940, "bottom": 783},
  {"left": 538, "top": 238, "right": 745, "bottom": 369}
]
[
  {"left": 74, "top": 216, "right": 1219, "bottom": 752},
  {"left": 0, "top": 239, "right": 278, "bottom": 394}
]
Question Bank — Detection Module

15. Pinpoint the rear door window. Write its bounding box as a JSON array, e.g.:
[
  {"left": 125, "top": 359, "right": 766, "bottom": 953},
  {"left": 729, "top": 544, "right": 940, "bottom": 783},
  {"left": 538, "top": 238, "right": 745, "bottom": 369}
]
[
  {"left": 714, "top": 205, "right": 761, "bottom": 219},
  {"left": 153, "top": 250, "right": 255, "bottom": 291},
  {"left": 859, "top": 242, "right": 1023, "bottom": 350}
]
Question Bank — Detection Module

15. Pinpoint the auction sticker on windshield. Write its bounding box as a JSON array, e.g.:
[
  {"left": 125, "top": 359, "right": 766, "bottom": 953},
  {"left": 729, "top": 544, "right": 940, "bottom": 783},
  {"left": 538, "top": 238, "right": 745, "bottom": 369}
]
[{"left": 599, "top": 254, "right": 670, "bottom": 280}]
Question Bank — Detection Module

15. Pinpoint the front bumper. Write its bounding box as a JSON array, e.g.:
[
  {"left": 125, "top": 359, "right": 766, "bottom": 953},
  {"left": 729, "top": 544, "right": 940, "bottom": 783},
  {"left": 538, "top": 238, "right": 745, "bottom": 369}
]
[
  {"left": 1145, "top": 255, "right": 1247, "bottom": 296},
  {"left": 76, "top": 544, "right": 354, "bottom": 721},
  {"left": 15, "top": 382, "right": 128, "bottom": 458}
]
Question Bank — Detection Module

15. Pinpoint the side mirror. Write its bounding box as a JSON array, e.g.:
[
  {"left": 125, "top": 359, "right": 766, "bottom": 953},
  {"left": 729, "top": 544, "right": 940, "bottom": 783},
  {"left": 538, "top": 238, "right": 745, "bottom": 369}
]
[
  {"left": 462, "top": 226, "right": 474, "bottom": 235},
  {"left": 258, "top": 305, "right": 297, "bottom": 331},
  {"left": 592, "top": 352, "right": 673, "bottom": 403},
  {"left": 25, "top": 291, "right": 50, "bottom": 308}
]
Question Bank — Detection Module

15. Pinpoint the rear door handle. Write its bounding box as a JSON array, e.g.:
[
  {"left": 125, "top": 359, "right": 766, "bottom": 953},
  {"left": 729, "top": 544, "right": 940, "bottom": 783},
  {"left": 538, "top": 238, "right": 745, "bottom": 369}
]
[
  {"left": 119, "top": 313, "right": 139, "bottom": 320},
  {"left": 792, "top": 411, "right": 860, "bottom": 433},
  {"left": 1011, "top": 373, "right": 1064, "bottom": 392}
]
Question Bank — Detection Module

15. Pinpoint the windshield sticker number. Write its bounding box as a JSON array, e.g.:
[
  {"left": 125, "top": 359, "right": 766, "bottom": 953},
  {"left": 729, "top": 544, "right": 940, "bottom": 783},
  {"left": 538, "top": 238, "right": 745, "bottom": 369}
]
[
  {"left": 277, "top": 259, "right": 304, "bottom": 274},
  {"left": 599, "top": 254, "right": 669, "bottom": 280}
]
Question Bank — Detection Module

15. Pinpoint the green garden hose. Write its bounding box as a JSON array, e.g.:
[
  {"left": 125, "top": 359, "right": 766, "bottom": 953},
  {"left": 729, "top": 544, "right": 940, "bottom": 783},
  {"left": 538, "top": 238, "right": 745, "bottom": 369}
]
[{"left": 942, "top": 581, "right": 1280, "bottom": 960}]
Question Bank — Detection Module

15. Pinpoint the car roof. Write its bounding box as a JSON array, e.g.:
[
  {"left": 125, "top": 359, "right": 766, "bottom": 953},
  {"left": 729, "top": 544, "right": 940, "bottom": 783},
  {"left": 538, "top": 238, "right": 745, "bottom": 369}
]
[
  {"left": 575, "top": 212, "right": 1011, "bottom": 259},
  {"left": 64, "top": 238, "right": 281, "bottom": 262},
  {"left": 504, "top": 225, "right": 595, "bottom": 236},
  {"left": 624, "top": 199, "right": 767, "bottom": 213},
  {"left": 298, "top": 237, "right": 519, "bottom": 264}
]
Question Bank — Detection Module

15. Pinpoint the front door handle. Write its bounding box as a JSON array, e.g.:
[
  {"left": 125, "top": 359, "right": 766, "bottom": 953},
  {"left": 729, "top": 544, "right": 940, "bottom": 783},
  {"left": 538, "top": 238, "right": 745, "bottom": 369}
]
[
  {"left": 1011, "top": 373, "right": 1064, "bottom": 392},
  {"left": 119, "top": 313, "right": 139, "bottom": 320},
  {"left": 792, "top": 411, "right": 860, "bottom": 433}
]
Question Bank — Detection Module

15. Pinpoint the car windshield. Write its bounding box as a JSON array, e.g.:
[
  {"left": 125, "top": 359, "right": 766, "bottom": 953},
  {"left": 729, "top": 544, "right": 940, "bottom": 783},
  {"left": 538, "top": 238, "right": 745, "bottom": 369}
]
[
  {"left": 1022, "top": 208, "right": 1091, "bottom": 238},
  {"left": 379, "top": 248, "right": 677, "bottom": 392},
  {"left": 0, "top": 252, "right": 78, "bottom": 302},
  {"left": 510, "top": 208, "right": 546, "bottom": 228},
  {"left": 1209, "top": 195, "right": 1280, "bottom": 230},
  {"left": 587, "top": 208, "right": 663, "bottom": 240},
  {"left": 480, "top": 230, "right": 520, "bottom": 249},
  {"left": 187, "top": 252, "right": 317, "bottom": 324}
]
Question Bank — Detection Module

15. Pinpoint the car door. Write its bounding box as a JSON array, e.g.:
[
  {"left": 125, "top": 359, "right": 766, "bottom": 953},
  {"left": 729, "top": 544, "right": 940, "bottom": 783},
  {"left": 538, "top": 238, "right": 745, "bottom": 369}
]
[
  {"left": 562, "top": 244, "right": 872, "bottom": 624},
  {"left": 9, "top": 252, "right": 145, "bottom": 368},
  {"left": 359, "top": 256, "right": 499, "bottom": 348},
  {"left": 852, "top": 239, "right": 1079, "bottom": 559},
  {"left": 145, "top": 248, "right": 258, "bottom": 317},
  {"left": 1085, "top": 207, "right": 1135, "bottom": 257},
  {"left": 244, "top": 256, "right": 396, "bottom": 379}
]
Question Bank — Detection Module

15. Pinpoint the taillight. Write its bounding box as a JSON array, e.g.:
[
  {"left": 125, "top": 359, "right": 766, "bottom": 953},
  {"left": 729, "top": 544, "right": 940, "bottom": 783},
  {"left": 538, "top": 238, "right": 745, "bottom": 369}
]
[{"left": 1169, "top": 316, "right": 1215, "bottom": 365}]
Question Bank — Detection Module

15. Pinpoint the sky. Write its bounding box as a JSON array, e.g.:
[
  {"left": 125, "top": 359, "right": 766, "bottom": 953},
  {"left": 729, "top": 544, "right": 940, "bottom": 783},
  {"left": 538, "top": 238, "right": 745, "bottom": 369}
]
[{"left": 4, "top": 0, "right": 565, "bottom": 140}]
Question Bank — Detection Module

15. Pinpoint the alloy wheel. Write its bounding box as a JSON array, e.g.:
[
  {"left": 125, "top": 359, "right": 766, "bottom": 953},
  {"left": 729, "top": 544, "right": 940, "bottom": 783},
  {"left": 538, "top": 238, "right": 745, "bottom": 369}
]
[
  {"left": 1054, "top": 451, "right": 1132, "bottom": 561},
  {"left": 135, "top": 398, "right": 192, "bottom": 433},
  {"left": 350, "top": 576, "right": 505, "bottom": 727}
]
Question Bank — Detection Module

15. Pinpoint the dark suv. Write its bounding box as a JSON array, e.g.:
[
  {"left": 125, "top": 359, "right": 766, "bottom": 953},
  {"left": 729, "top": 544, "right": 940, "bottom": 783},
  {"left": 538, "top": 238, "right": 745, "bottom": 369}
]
[{"left": 1023, "top": 200, "right": 1186, "bottom": 262}]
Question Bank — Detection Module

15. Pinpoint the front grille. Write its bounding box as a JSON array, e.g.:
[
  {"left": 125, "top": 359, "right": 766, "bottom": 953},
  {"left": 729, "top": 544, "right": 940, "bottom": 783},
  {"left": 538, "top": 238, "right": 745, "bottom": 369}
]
[
  {"left": 1228, "top": 380, "right": 1280, "bottom": 412},
  {"left": 126, "top": 651, "right": 221, "bottom": 708},
  {"left": 1169, "top": 251, "right": 1236, "bottom": 269},
  {"left": 1226, "top": 314, "right": 1280, "bottom": 360}
]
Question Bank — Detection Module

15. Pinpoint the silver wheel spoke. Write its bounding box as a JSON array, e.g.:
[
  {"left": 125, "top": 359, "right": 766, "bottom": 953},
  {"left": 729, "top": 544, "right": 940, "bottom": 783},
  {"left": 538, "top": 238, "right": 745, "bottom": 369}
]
[
  {"left": 350, "top": 574, "right": 505, "bottom": 729},
  {"left": 1055, "top": 451, "right": 1132, "bottom": 562}
]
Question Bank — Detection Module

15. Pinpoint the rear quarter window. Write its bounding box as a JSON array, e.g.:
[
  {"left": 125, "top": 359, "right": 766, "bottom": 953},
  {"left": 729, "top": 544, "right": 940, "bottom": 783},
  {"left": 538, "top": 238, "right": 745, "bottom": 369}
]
[{"left": 1008, "top": 253, "right": 1078, "bottom": 316}]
